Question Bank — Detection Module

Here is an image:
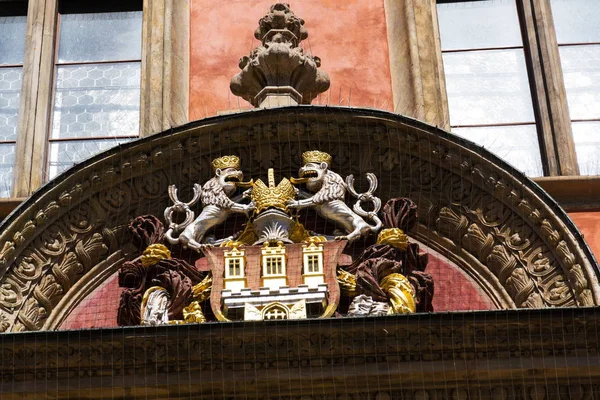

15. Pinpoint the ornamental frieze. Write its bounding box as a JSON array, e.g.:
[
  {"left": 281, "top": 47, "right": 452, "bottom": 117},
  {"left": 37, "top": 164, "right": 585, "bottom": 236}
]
[{"left": 0, "top": 107, "right": 597, "bottom": 332}]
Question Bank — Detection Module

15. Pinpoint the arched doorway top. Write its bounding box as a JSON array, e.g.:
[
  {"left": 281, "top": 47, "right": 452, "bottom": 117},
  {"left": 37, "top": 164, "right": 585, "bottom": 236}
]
[{"left": 0, "top": 106, "right": 597, "bottom": 332}]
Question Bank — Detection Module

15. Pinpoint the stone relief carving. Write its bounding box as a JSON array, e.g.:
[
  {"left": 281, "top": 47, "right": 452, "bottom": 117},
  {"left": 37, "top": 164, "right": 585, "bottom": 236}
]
[
  {"left": 164, "top": 155, "right": 255, "bottom": 249},
  {"left": 287, "top": 151, "right": 383, "bottom": 242},
  {"left": 0, "top": 107, "right": 596, "bottom": 331}
]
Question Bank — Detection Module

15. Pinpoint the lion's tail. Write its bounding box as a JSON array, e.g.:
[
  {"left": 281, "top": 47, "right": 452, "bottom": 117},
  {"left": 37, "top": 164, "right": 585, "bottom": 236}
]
[{"left": 353, "top": 203, "right": 383, "bottom": 233}]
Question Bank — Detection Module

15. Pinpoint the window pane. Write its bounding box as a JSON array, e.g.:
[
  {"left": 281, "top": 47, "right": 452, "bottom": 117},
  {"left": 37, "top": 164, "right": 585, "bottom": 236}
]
[
  {"left": 0, "top": 16, "right": 26, "bottom": 65},
  {"left": 51, "top": 63, "right": 141, "bottom": 139},
  {"left": 443, "top": 49, "right": 535, "bottom": 125},
  {"left": 551, "top": 0, "right": 600, "bottom": 44},
  {"left": 452, "top": 125, "right": 543, "bottom": 176},
  {"left": 437, "top": 0, "right": 522, "bottom": 50},
  {"left": 0, "top": 143, "right": 15, "bottom": 197},
  {"left": 58, "top": 12, "right": 143, "bottom": 63},
  {"left": 0, "top": 67, "right": 22, "bottom": 141},
  {"left": 559, "top": 45, "right": 600, "bottom": 120},
  {"left": 572, "top": 121, "right": 600, "bottom": 175},
  {"left": 48, "top": 139, "right": 132, "bottom": 179}
]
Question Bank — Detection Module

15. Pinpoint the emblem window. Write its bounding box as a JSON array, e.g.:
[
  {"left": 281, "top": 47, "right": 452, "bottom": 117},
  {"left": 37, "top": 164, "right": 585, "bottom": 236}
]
[
  {"left": 263, "top": 304, "right": 288, "bottom": 320},
  {"left": 227, "top": 258, "right": 242, "bottom": 277},
  {"left": 265, "top": 256, "right": 283, "bottom": 275},
  {"left": 306, "top": 254, "right": 320, "bottom": 273}
]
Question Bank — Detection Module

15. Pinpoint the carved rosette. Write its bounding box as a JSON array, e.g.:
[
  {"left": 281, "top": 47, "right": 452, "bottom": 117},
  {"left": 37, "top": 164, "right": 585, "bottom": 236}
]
[{"left": 230, "top": 3, "right": 330, "bottom": 107}]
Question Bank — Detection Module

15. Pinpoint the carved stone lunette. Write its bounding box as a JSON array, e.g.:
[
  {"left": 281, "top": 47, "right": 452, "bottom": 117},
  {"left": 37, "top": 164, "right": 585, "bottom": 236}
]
[{"left": 0, "top": 107, "right": 597, "bottom": 332}]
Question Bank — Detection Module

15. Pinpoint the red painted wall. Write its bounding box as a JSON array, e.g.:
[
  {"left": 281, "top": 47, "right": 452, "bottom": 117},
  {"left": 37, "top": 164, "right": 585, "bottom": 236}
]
[
  {"left": 569, "top": 211, "right": 600, "bottom": 261},
  {"left": 189, "top": 0, "right": 394, "bottom": 119}
]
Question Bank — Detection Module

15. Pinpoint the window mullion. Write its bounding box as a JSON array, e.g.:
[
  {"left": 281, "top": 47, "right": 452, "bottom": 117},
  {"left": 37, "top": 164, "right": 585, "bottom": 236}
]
[
  {"left": 13, "top": 0, "right": 58, "bottom": 197},
  {"left": 519, "top": 0, "right": 579, "bottom": 176}
]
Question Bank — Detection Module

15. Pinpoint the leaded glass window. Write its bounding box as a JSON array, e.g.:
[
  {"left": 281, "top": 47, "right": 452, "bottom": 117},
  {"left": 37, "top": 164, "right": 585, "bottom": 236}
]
[
  {"left": 0, "top": 14, "right": 26, "bottom": 196},
  {"left": 48, "top": 10, "right": 142, "bottom": 179},
  {"left": 437, "top": 0, "right": 543, "bottom": 176},
  {"left": 551, "top": 0, "right": 600, "bottom": 175}
]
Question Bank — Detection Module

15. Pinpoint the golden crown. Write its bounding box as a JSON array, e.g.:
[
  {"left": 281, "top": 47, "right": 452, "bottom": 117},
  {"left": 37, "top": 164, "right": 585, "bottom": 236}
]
[
  {"left": 302, "top": 150, "right": 332, "bottom": 165},
  {"left": 212, "top": 155, "right": 240, "bottom": 171},
  {"left": 251, "top": 169, "right": 297, "bottom": 213}
]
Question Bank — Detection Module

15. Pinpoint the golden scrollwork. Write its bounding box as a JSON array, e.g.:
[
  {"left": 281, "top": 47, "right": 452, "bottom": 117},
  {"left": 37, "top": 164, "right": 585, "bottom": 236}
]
[
  {"left": 380, "top": 273, "right": 416, "bottom": 314},
  {"left": 220, "top": 240, "right": 245, "bottom": 248},
  {"left": 251, "top": 168, "right": 297, "bottom": 213},
  {"left": 377, "top": 228, "right": 409, "bottom": 250},
  {"left": 337, "top": 268, "right": 356, "bottom": 295},
  {"left": 183, "top": 301, "right": 207, "bottom": 323},
  {"left": 141, "top": 244, "right": 171, "bottom": 267},
  {"left": 211, "top": 155, "right": 240, "bottom": 171},
  {"left": 192, "top": 274, "right": 212, "bottom": 303},
  {"left": 302, "top": 150, "right": 332, "bottom": 165},
  {"left": 289, "top": 221, "right": 311, "bottom": 242}
]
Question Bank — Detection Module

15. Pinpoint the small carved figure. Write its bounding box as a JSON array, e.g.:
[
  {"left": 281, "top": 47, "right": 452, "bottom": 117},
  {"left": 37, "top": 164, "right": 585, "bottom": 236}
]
[
  {"left": 164, "top": 156, "right": 255, "bottom": 250},
  {"left": 288, "top": 151, "right": 382, "bottom": 242}
]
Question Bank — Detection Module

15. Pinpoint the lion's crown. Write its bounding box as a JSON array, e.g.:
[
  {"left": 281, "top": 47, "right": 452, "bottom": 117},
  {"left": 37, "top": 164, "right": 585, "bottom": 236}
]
[
  {"left": 212, "top": 155, "right": 240, "bottom": 171},
  {"left": 302, "top": 150, "right": 331, "bottom": 165}
]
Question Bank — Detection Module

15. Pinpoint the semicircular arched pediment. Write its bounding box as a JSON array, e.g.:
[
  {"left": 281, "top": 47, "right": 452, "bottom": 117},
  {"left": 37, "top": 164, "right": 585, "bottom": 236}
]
[{"left": 0, "top": 106, "right": 598, "bottom": 332}]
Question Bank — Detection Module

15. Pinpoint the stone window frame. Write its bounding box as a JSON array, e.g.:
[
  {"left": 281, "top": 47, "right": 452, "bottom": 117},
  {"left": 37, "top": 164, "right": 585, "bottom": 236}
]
[
  {"left": 0, "top": 2, "right": 28, "bottom": 198},
  {"left": 432, "top": 0, "right": 579, "bottom": 177},
  {"left": 264, "top": 256, "right": 284, "bottom": 276},
  {"left": 10, "top": 0, "right": 189, "bottom": 198}
]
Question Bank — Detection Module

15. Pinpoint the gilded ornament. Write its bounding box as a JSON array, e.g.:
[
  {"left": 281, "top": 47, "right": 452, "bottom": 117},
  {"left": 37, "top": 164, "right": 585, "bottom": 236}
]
[
  {"left": 337, "top": 269, "right": 356, "bottom": 295},
  {"left": 377, "top": 228, "right": 409, "bottom": 250},
  {"left": 288, "top": 221, "right": 311, "bottom": 243},
  {"left": 183, "top": 301, "right": 207, "bottom": 323},
  {"left": 302, "top": 150, "right": 332, "bottom": 166},
  {"left": 211, "top": 155, "right": 240, "bottom": 171},
  {"left": 192, "top": 274, "right": 212, "bottom": 303},
  {"left": 141, "top": 244, "right": 171, "bottom": 267},
  {"left": 251, "top": 168, "right": 297, "bottom": 213},
  {"left": 304, "top": 235, "right": 327, "bottom": 244},
  {"left": 220, "top": 240, "right": 245, "bottom": 248},
  {"left": 380, "top": 273, "right": 416, "bottom": 314}
]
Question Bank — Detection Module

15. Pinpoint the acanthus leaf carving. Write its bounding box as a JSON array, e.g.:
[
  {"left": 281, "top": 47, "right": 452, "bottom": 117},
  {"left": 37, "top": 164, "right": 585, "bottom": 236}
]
[
  {"left": 33, "top": 274, "right": 63, "bottom": 312},
  {"left": 487, "top": 245, "right": 518, "bottom": 284},
  {"left": 0, "top": 278, "right": 22, "bottom": 311},
  {"left": 75, "top": 233, "right": 108, "bottom": 272},
  {"left": 462, "top": 223, "right": 494, "bottom": 261},
  {"left": 14, "top": 297, "right": 47, "bottom": 331},
  {"left": 436, "top": 207, "right": 469, "bottom": 238},
  {"left": 505, "top": 267, "right": 536, "bottom": 307}
]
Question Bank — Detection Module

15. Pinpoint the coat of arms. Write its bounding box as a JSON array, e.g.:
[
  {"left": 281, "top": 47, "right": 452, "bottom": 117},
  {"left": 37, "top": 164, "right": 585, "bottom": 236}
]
[{"left": 116, "top": 151, "right": 434, "bottom": 326}]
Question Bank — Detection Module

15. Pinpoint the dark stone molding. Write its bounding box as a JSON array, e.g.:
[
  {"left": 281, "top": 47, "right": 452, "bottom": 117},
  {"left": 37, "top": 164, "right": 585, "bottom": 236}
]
[
  {"left": 0, "top": 307, "right": 599, "bottom": 399},
  {"left": 0, "top": 106, "right": 598, "bottom": 333}
]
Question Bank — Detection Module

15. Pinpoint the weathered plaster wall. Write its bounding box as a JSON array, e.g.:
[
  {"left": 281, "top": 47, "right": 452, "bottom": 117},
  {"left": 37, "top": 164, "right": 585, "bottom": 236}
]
[
  {"left": 569, "top": 211, "right": 600, "bottom": 261},
  {"left": 189, "top": 0, "right": 394, "bottom": 119}
]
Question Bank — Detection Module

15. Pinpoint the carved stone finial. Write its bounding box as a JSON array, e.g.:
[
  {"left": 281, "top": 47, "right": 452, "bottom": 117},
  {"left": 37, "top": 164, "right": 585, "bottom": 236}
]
[{"left": 230, "top": 3, "right": 330, "bottom": 108}]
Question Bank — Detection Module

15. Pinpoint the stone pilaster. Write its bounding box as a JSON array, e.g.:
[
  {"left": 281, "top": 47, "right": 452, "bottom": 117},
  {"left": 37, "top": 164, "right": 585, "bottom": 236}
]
[{"left": 384, "top": 0, "right": 450, "bottom": 130}]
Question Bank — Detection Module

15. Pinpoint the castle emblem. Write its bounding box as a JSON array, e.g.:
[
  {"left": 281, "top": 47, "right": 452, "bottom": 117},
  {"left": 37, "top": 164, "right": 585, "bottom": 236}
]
[{"left": 118, "top": 151, "right": 433, "bottom": 325}]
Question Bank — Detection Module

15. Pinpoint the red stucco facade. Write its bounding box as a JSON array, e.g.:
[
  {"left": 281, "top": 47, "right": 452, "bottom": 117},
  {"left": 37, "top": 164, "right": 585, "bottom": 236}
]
[{"left": 189, "top": 0, "right": 394, "bottom": 119}]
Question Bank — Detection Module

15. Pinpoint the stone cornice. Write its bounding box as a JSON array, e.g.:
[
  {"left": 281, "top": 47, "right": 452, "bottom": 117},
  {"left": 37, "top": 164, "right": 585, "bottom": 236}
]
[{"left": 0, "top": 308, "right": 599, "bottom": 398}]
